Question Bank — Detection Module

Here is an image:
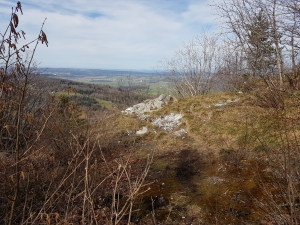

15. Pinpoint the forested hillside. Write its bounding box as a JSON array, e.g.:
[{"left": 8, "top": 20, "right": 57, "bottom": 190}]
[{"left": 35, "top": 76, "right": 151, "bottom": 111}]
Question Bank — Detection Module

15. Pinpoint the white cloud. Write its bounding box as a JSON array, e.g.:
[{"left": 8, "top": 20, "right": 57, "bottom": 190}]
[
  {"left": 182, "top": 1, "right": 218, "bottom": 24},
  {"left": 0, "top": 0, "right": 220, "bottom": 70}
]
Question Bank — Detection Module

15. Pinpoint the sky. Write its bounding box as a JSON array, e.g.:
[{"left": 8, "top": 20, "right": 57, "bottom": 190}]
[{"left": 0, "top": 0, "right": 220, "bottom": 70}]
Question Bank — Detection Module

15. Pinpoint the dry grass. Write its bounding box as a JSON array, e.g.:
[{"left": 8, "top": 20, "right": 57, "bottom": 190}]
[
  {"left": 92, "top": 90, "right": 300, "bottom": 223},
  {"left": 99, "top": 90, "right": 300, "bottom": 157}
]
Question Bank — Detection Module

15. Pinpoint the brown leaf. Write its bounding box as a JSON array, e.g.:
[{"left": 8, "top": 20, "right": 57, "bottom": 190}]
[
  {"left": 17, "top": 1, "right": 23, "bottom": 15},
  {"left": 41, "top": 30, "right": 48, "bottom": 47},
  {"left": 10, "top": 22, "right": 17, "bottom": 35},
  {"left": 13, "top": 13, "right": 19, "bottom": 28},
  {"left": 10, "top": 43, "right": 16, "bottom": 50}
]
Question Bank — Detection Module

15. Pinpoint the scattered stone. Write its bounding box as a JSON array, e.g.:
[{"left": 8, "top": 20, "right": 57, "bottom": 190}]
[
  {"left": 136, "top": 126, "right": 148, "bottom": 135},
  {"left": 214, "top": 99, "right": 239, "bottom": 107},
  {"left": 174, "top": 129, "right": 187, "bottom": 137}
]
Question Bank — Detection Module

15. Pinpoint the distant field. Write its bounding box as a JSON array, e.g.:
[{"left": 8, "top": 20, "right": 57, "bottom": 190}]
[
  {"left": 148, "top": 81, "right": 171, "bottom": 95},
  {"left": 39, "top": 68, "right": 172, "bottom": 96}
]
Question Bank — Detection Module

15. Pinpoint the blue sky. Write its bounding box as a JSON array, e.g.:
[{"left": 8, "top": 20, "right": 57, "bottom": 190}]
[{"left": 0, "top": 0, "right": 220, "bottom": 70}]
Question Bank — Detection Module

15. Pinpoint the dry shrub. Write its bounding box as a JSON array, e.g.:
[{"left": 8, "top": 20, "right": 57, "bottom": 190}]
[
  {"left": 0, "top": 3, "right": 153, "bottom": 224},
  {"left": 253, "top": 87, "right": 285, "bottom": 109}
]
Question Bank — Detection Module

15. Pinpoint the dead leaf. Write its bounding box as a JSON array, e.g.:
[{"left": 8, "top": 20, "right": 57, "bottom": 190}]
[
  {"left": 17, "top": 1, "right": 23, "bottom": 15},
  {"left": 10, "top": 43, "right": 16, "bottom": 50},
  {"left": 10, "top": 22, "right": 17, "bottom": 36},
  {"left": 13, "top": 13, "right": 19, "bottom": 28},
  {"left": 41, "top": 30, "right": 48, "bottom": 47}
]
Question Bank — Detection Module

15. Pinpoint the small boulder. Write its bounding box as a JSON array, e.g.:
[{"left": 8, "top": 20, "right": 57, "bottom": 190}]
[{"left": 136, "top": 126, "right": 148, "bottom": 135}]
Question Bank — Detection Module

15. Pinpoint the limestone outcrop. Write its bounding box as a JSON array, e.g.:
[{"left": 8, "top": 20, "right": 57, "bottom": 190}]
[
  {"left": 122, "top": 94, "right": 187, "bottom": 136},
  {"left": 122, "top": 94, "right": 177, "bottom": 115}
]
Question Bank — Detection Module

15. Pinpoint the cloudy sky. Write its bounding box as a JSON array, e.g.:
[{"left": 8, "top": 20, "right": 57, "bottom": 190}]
[{"left": 0, "top": 0, "right": 219, "bottom": 70}]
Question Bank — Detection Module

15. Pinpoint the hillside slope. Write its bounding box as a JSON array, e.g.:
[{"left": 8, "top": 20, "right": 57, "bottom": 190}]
[
  {"left": 2, "top": 84, "right": 300, "bottom": 224},
  {"left": 101, "top": 91, "right": 300, "bottom": 224},
  {"left": 111, "top": 91, "right": 300, "bottom": 151},
  {"left": 35, "top": 76, "right": 151, "bottom": 111}
]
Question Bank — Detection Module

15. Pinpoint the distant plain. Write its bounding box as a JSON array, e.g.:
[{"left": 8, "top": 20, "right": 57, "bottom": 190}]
[{"left": 39, "top": 68, "right": 171, "bottom": 95}]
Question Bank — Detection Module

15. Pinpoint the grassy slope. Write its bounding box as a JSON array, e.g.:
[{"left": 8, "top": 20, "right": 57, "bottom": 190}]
[
  {"left": 101, "top": 91, "right": 300, "bottom": 224},
  {"left": 103, "top": 90, "right": 300, "bottom": 161},
  {"left": 148, "top": 91, "right": 300, "bottom": 152},
  {"left": 125, "top": 92, "right": 255, "bottom": 152}
]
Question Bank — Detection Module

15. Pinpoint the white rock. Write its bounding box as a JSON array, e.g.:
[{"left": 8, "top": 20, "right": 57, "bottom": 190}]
[
  {"left": 174, "top": 129, "right": 188, "bottom": 137},
  {"left": 151, "top": 113, "right": 183, "bottom": 131},
  {"left": 122, "top": 94, "right": 177, "bottom": 115},
  {"left": 214, "top": 99, "right": 239, "bottom": 107},
  {"left": 136, "top": 126, "right": 148, "bottom": 135}
]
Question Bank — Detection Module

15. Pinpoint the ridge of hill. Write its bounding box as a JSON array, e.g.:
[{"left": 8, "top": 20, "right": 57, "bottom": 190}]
[{"left": 98, "top": 90, "right": 300, "bottom": 224}]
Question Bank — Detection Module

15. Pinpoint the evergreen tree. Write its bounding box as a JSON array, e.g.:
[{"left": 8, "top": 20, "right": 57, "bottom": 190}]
[{"left": 246, "top": 10, "right": 277, "bottom": 78}]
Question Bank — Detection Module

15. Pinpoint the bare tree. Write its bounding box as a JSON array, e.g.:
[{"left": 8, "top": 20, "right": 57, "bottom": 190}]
[
  {"left": 161, "top": 33, "right": 221, "bottom": 97},
  {"left": 214, "top": 40, "right": 250, "bottom": 92},
  {"left": 213, "top": 0, "right": 284, "bottom": 87},
  {"left": 278, "top": 0, "right": 300, "bottom": 89}
]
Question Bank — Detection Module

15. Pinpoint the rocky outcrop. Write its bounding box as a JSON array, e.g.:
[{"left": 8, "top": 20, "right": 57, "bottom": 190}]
[
  {"left": 122, "top": 94, "right": 187, "bottom": 136},
  {"left": 151, "top": 113, "right": 183, "bottom": 132},
  {"left": 122, "top": 94, "right": 177, "bottom": 115}
]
